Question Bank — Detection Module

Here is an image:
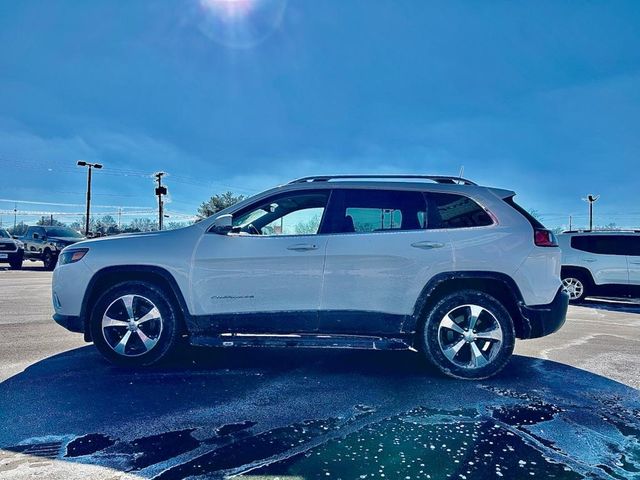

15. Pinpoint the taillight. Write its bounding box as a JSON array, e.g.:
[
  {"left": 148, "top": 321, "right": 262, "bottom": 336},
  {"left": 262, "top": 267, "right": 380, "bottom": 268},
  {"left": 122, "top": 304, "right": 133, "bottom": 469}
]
[{"left": 534, "top": 229, "right": 558, "bottom": 247}]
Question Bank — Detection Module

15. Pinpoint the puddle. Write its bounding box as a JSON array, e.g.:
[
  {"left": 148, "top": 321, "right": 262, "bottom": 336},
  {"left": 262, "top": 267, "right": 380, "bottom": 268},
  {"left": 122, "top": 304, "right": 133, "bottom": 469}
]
[
  {"left": 65, "top": 433, "right": 115, "bottom": 458},
  {"left": 216, "top": 420, "right": 256, "bottom": 437},
  {"left": 248, "top": 409, "right": 583, "bottom": 480},
  {"left": 155, "top": 419, "right": 340, "bottom": 480},
  {"left": 492, "top": 402, "right": 563, "bottom": 427}
]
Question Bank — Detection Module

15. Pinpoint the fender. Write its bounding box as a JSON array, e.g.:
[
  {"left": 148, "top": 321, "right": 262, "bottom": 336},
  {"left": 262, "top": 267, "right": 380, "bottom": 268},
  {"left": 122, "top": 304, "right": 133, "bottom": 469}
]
[
  {"left": 407, "top": 271, "right": 526, "bottom": 335},
  {"left": 80, "top": 265, "right": 192, "bottom": 340}
]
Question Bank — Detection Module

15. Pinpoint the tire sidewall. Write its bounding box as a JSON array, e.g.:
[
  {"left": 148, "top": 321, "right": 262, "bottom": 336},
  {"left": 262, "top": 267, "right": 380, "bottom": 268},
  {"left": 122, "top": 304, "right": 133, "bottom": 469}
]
[
  {"left": 421, "top": 290, "right": 515, "bottom": 380},
  {"left": 90, "top": 281, "right": 179, "bottom": 367}
]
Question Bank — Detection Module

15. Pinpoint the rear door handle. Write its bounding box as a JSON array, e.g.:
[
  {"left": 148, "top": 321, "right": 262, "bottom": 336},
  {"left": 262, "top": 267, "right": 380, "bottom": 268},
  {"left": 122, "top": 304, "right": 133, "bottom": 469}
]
[
  {"left": 411, "top": 241, "right": 445, "bottom": 250},
  {"left": 287, "top": 243, "right": 318, "bottom": 252},
  {"left": 629, "top": 260, "right": 640, "bottom": 265}
]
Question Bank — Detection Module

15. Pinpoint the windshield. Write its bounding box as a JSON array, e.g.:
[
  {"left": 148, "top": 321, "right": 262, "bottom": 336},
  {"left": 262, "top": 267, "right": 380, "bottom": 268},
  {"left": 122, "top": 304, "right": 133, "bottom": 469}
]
[
  {"left": 44, "top": 227, "right": 84, "bottom": 238},
  {"left": 0, "top": 228, "right": 10, "bottom": 238}
]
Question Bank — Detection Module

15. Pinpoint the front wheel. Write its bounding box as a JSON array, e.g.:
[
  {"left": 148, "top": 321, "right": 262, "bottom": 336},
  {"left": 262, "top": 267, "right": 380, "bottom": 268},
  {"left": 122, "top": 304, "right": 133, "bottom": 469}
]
[
  {"left": 420, "top": 290, "right": 515, "bottom": 380},
  {"left": 90, "top": 281, "right": 181, "bottom": 367}
]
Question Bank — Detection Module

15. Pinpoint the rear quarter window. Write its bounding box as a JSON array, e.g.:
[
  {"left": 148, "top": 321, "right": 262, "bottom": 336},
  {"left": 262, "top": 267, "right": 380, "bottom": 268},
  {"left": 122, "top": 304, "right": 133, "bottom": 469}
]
[{"left": 426, "top": 192, "right": 493, "bottom": 229}]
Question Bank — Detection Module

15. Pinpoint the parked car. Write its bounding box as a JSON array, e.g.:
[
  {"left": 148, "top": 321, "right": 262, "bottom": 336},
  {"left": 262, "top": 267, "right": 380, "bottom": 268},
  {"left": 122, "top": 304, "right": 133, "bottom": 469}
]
[
  {"left": 22, "top": 225, "right": 85, "bottom": 270},
  {"left": 0, "top": 227, "right": 24, "bottom": 270},
  {"left": 51, "top": 175, "right": 568, "bottom": 379},
  {"left": 558, "top": 230, "right": 640, "bottom": 302}
]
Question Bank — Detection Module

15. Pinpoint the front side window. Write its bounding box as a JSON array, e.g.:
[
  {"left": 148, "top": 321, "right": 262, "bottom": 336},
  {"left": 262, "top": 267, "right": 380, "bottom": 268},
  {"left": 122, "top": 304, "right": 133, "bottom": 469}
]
[
  {"left": 328, "top": 189, "right": 427, "bottom": 233},
  {"left": 426, "top": 192, "right": 493, "bottom": 229},
  {"left": 231, "top": 191, "right": 329, "bottom": 236}
]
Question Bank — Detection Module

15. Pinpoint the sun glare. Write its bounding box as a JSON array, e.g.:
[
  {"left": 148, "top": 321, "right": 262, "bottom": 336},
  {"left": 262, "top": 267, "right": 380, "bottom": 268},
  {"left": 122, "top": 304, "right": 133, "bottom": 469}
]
[
  {"left": 199, "top": 0, "right": 257, "bottom": 22},
  {"left": 196, "top": 0, "right": 287, "bottom": 48}
]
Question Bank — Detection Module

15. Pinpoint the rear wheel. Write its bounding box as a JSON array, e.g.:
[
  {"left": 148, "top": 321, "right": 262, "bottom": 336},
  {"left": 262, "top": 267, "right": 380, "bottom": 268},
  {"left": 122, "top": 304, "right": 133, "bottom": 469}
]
[
  {"left": 420, "top": 290, "right": 515, "bottom": 380},
  {"left": 561, "top": 273, "right": 589, "bottom": 303},
  {"left": 42, "top": 249, "right": 56, "bottom": 271},
  {"left": 90, "top": 281, "right": 180, "bottom": 366}
]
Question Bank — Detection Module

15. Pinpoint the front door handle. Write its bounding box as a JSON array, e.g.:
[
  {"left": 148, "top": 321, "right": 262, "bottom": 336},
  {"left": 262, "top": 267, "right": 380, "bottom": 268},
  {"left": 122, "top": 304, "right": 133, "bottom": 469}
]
[
  {"left": 287, "top": 243, "right": 318, "bottom": 252},
  {"left": 629, "top": 260, "right": 640, "bottom": 265},
  {"left": 582, "top": 257, "right": 597, "bottom": 263},
  {"left": 411, "top": 241, "right": 445, "bottom": 250}
]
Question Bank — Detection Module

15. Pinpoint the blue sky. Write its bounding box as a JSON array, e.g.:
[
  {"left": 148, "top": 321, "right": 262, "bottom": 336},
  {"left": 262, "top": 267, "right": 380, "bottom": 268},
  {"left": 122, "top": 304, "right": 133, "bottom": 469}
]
[{"left": 1, "top": 0, "right": 639, "bottom": 229}]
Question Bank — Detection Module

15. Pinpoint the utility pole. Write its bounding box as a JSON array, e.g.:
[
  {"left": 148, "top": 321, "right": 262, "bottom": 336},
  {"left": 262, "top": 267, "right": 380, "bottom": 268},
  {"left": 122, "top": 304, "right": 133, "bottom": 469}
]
[
  {"left": 118, "top": 208, "right": 122, "bottom": 230},
  {"left": 582, "top": 194, "right": 600, "bottom": 231},
  {"left": 155, "top": 172, "right": 167, "bottom": 231},
  {"left": 569, "top": 215, "right": 572, "bottom": 231},
  {"left": 77, "top": 161, "right": 103, "bottom": 236},
  {"left": 13, "top": 203, "right": 17, "bottom": 231}
]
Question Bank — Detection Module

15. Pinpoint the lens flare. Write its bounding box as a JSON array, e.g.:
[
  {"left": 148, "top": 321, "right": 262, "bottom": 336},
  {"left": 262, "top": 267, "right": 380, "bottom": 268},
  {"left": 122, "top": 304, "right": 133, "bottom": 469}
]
[
  {"left": 200, "top": 0, "right": 257, "bottom": 22},
  {"left": 197, "top": 0, "right": 287, "bottom": 48}
]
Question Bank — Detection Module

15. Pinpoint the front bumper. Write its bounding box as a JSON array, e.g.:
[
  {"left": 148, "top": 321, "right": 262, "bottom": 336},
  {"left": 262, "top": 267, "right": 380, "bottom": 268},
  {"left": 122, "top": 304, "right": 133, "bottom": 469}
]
[
  {"left": 53, "top": 313, "right": 84, "bottom": 333},
  {"left": 518, "top": 288, "right": 569, "bottom": 339},
  {"left": 0, "top": 249, "right": 24, "bottom": 263}
]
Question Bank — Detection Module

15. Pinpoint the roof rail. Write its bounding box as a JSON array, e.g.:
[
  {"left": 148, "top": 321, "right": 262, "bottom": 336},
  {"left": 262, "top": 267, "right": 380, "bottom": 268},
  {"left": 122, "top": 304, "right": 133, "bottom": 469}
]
[{"left": 288, "top": 174, "right": 477, "bottom": 186}]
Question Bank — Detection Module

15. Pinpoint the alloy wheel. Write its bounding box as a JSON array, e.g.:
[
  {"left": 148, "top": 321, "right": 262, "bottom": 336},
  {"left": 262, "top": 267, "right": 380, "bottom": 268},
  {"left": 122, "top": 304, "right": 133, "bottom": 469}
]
[
  {"left": 101, "top": 294, "right": 163, "bottom": 357},
  {"left": 437, "top": 304, "right": 504, "bottom": 370},
  {"left": 562, "top": 277, "right": 584, "bottom": 301}
]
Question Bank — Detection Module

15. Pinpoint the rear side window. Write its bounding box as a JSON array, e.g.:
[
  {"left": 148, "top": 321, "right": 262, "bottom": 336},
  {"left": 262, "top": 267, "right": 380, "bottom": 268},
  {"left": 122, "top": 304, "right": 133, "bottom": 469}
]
[
  {"left": 328, "top": 189, "right": 427, "bottom": 233},
  {"left": 426, "top": 192, "right": 493, "bottom": 229},
  {"left": 571, "top": 235, "right": 637, "bottom": 256}
]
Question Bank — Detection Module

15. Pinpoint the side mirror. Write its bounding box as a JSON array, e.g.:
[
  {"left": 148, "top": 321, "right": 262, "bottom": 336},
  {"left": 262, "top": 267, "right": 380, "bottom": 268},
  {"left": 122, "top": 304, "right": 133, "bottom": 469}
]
[
  {"left": 33, "top": 233, "right": 39, "bottom": 239},
  {"left": 211, "top": 214, "right": 233, "bottom": 235}
]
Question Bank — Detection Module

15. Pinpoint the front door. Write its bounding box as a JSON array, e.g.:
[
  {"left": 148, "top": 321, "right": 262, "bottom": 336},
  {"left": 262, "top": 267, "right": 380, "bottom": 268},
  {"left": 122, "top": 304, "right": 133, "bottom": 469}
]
[{"left": 191, "top": 189, "right": 331, "bottom": 334}]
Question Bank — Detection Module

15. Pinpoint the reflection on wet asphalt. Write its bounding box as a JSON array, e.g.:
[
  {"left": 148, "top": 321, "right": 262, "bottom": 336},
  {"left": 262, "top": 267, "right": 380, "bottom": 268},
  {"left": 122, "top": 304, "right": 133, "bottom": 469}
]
[{"left": 0, "top": 348, "right": 639, "bottom": 479}]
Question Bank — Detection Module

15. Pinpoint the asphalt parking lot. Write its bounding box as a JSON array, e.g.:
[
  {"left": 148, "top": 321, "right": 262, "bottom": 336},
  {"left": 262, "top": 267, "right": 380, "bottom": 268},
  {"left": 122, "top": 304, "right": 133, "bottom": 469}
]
[{"left": 0, "top": 267, "right": 639, "bottom": 479}]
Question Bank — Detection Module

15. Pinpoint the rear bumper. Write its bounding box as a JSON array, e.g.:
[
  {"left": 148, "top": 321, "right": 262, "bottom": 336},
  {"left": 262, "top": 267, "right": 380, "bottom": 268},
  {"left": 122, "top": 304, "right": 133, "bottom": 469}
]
[
  {"left": 53, "top": 314, "right": 84, "bottom": 334},
  {"left": 518, "top": 288, "right": 569, "bottom": 339}
]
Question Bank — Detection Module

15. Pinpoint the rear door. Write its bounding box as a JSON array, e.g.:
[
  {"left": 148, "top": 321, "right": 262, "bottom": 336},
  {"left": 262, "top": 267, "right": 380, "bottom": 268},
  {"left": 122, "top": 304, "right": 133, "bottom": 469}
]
[
  {"left": 571, "top": 236, "right": 629, "bottom": 285},
  {"left": 318, "top": 188, "right": 453, "bottom": 335}
]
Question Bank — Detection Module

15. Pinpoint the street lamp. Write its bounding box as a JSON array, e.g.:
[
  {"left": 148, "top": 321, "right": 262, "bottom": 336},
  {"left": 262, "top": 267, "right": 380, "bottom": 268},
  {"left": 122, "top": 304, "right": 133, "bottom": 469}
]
[
  {"left": 582, "top": 194, "right": 599, "bottom": 231},
  {"left": 77, "top": 161, "right": 103, "bottom": 236}
]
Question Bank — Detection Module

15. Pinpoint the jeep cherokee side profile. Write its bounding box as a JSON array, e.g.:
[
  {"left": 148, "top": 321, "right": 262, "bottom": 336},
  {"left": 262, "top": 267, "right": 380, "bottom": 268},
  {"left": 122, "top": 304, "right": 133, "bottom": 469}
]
[{"left": 52, "top": 175, "right": 568, "bottom": 379}]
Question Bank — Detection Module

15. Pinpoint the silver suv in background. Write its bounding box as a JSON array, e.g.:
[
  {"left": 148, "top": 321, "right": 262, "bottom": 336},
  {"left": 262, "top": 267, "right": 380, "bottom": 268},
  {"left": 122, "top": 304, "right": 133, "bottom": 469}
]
[{"left": 558, "top": 231, "right": 640, "bottom": 302}]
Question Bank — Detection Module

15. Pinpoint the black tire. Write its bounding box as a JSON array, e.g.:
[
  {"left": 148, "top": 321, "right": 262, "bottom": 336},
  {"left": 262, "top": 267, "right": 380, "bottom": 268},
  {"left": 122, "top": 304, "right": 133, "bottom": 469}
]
[
  {"left": 90, "top": 281, "right": 181, "bottom": 367},
  {"left": 420, "top": 290, "right": 515, "bottom": 380},
  {"left": 42, "top": 249, "right": 56, "bottom": 271},
  {"left": 9, "top": 260, "right": 22, "bottom": 270},
  {"left": 561, "top": 271, "right": 590, "bottom": 304}
]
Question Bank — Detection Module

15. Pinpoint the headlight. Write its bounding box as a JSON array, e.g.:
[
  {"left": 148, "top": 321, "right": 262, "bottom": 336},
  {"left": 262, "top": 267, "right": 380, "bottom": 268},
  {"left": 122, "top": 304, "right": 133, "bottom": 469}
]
[
  {"left": 55, "top": 241, "right": 67, "bottom": 249},
  {"left": 58, "top": 248, "right": 89, "bottom": 265},
  {"left": 15, "top": 240, "right": 24, "bottom": 249}
]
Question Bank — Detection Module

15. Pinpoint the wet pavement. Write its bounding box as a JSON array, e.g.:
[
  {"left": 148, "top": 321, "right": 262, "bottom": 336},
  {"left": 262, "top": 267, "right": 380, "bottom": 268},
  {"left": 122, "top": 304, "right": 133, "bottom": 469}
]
[{"left": 0, "top": 269, "right": 639, "bottom": 479}]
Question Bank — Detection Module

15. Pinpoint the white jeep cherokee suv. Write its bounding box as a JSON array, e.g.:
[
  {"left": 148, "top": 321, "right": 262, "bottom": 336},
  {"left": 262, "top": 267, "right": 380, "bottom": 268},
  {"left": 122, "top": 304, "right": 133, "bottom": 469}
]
[
  {"left": 52, "top": 175, "right": 568, "bottom": 379},
  {"left": 558, "top": 230, "right": 640, "bottom": 303}
]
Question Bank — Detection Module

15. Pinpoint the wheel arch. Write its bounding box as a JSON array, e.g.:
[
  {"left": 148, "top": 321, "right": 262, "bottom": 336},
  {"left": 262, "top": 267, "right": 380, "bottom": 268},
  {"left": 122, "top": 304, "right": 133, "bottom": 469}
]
[
  {"left": 409, "top": 271, "right": 528, "bottom": 340},
  {"left": 81, "top": 265, "right": 190, "bottom": 341},
  {"left": 561, "top": 265, "right": 594, "bottom": 284}
]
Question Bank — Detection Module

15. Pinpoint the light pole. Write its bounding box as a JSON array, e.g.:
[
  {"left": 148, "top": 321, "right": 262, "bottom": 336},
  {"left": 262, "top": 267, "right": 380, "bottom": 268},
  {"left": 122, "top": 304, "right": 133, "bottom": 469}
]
[
  {"left": 154, "top": 172, "right": 167, "bottom": 231},
  {"left": 77, "top": 161, "right": 103, "bottom": 236},
  {"left": 582, "top": 194, "right": 599, "bottom": 231}
]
